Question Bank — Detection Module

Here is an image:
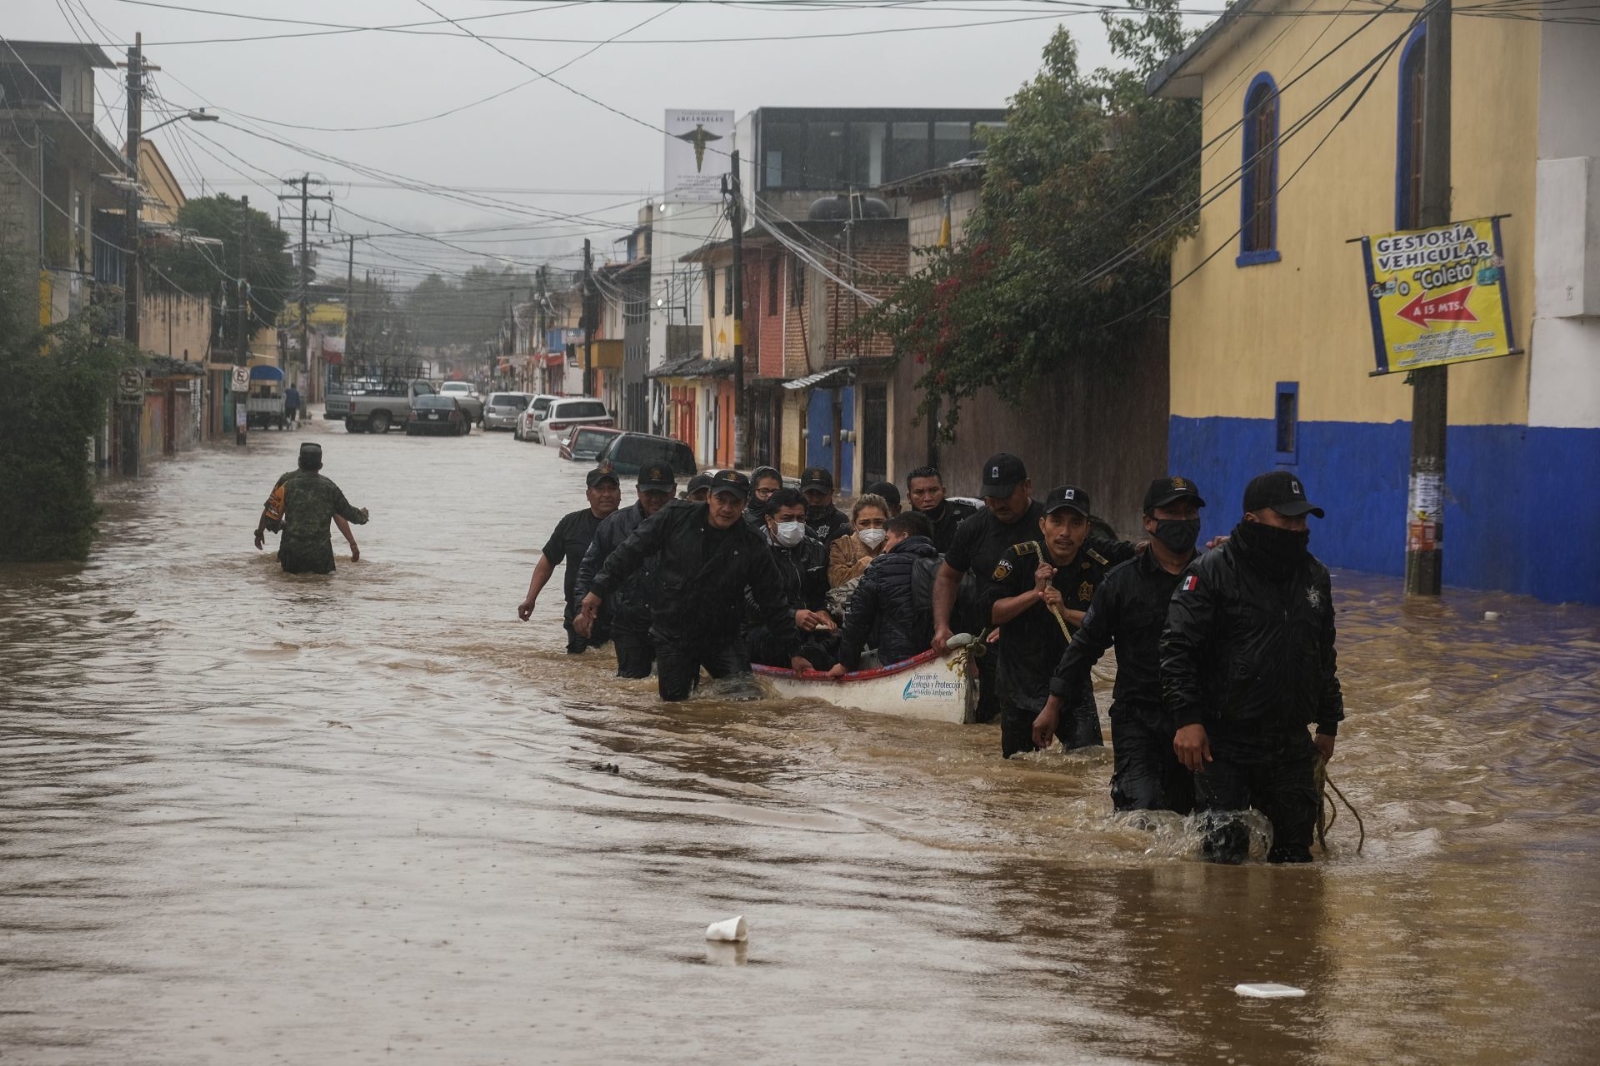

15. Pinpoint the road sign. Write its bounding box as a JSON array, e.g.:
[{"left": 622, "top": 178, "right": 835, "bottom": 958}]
[
  {"left": 231, "top": 366, "right": 251, "bottom": 392},
  {"left": 117, "top": 367, "right": 145, "bottom": 403}
]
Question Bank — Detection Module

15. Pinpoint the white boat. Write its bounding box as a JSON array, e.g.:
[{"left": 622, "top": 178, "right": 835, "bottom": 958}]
[{"left": 752, "top": 648, "right": 977, "bottom": 724}]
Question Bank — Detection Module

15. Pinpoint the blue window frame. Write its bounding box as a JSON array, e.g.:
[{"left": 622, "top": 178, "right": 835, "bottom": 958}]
[
  {"left": 1238, "top": 72, "right": 1281, "bottom": 267},
  {"left": 1395, "top": 25, "right": 1428, "bottom": 229},
  {"left": 1275, "top": 381, "right": 1299, "bottom": 465}
]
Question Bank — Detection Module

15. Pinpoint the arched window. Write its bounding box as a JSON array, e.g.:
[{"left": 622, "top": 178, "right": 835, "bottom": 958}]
[
  {"left": 1396, "top": 26, "right": 1428, "bottom": 229},
  {"left": 1238, "top": 73, "right": 1281, "bottom": 266}
]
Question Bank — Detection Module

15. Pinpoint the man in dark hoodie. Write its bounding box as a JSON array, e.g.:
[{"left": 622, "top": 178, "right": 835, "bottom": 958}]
[
  {"left": 1161, "top": 471, "right": 1344, "bottom": 864},
  {"left": 800, "top": 466, "right": 852, "bottom": 547},
  {"left": 829, "top": 511, "right": 940, "bottom": 674}
]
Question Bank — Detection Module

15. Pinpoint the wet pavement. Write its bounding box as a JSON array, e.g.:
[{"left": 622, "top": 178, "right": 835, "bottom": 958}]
[{"left": 2, "top": 412, "right": 1598, "bottom": 1065}]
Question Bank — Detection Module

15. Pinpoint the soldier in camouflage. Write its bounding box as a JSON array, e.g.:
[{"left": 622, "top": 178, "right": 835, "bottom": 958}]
[{"left": 254, "top": 443, "right": 369, "bottom": 574}]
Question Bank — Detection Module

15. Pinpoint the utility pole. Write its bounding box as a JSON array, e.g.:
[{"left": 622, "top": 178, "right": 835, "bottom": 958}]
[
  {"left": 121, "top": 33, "right": 152, "bottom": 347},
  {"left": 279, "top": 175, "right": 332, "bottom": 393},
  {"left": 727, "top": 150, "right": 747, "bottom": 468},
  {"left": 236, "top": 196, "right": 250, "bottom": 365},
  {"left": 1406, "top": 0, "right": 1451, "bottom": 596},
  {"left": 582, "top": 238, "right": 594, "bottom": 397}
]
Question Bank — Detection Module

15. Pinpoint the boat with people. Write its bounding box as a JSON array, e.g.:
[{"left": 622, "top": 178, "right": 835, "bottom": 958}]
[{"left": 752, "top": 645, "right": 977, "bottom": 724}]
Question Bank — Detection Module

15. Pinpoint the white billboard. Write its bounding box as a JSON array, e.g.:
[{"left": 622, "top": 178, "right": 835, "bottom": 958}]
[{"left": 664, "top": 109, "right": 734, "bottom": 202}]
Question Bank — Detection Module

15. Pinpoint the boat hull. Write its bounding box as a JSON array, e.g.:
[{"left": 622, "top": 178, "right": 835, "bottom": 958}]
[{"left": 752, "top": 650, "right": 975, "bottom": 724}]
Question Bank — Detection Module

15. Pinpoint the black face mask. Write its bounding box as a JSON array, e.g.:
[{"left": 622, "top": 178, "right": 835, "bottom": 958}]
[
  {"left": 1235, "top": 519, "right": 1310, "bottom": 577},
  {"left": 806, "top": 504, "right": 833, "bottom": 524},
  {"left": 1152, "top": 518, "right": 1201, "bottom": 555}
]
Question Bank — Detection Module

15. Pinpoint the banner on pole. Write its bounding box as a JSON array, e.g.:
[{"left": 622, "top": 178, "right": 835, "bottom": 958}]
[{"left": 1359, "top": 217, "right": 1517, "bottom": 375}]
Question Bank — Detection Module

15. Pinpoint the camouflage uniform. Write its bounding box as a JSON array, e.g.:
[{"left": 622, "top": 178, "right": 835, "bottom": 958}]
[{"left": 278, "top": 471, "right": 367, "bottom": 574}]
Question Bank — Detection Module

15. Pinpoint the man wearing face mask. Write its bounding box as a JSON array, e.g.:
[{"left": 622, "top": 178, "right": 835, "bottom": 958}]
[
  {"left": 800, "top": 467, "right": 852, "bottom": 547},
  {"left": 984, "top": 486, "right": 1134, "bottom": 758},
  {"left": 574, "top": 462, "right": 677, "bottom": 678},
  {"left": 746, "top": 488, "right": 834, "bottom": 669},
  {"left": 1162, "top": 471, "right": 1344, "bottom": 864},
  {"left": 1033, "top": 478, "right": 1206, "bottom": 813}
]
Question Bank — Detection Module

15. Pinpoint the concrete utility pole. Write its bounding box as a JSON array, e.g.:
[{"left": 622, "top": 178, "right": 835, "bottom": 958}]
[
  {"left": 280, "top": 175, "right": 332, "bottom": 392},
  {"left": 236, "top": 195, "right": 250, "bottom": 366},
  {"left": 582, "top": 238, "right": 594, "bottom": 397},
  {"left": 1406, "top": 0, "right": 1451, "bottom": 596},
  {"left": 122, "top": 33, "right": 145, "bottom": 347},
  {"left": 727, "top": 150, "right": 747, "bottom": 468}
]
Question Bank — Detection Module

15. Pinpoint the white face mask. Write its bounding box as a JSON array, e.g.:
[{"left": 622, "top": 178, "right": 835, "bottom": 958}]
[
  {"left": 857, "top": 527, "right": 887, "bottom": 550},
  {"left": 773, "top": 521, "right": 807, "bottom": 548}
]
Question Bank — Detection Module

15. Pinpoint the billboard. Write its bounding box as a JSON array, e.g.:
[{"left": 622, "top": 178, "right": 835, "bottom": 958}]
[
  {"left": 665, "top": 109, "right": 734, "bottom": 202},
  {"left": 1359, "top": 217, "right": 1517, "bottom": 375}
]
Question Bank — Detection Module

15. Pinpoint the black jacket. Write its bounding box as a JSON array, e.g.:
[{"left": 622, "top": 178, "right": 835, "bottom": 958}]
[
  {"left": 575, "top": 501, "right": 658, "bottom": 634},
  {"left": 807, "top": 505, "right": 852, "bottom": 547},
  {"left": 836, "top": 535, "right": 940, "bottom": 670},
  {"left": 1052, "top": 551, "right": 1184, "bottom": 722},
  {"left": 1161, "top": 527, "right": 1344, "bottom": 739},
  {"left": 919, "top": 498, "right": 977, "bottom": 555},
  {"left": 590, "top": 499, "right": 798, "bottom": 654},
  {"left": 767, "top": 532, "right": 830, "bottom": 614}
]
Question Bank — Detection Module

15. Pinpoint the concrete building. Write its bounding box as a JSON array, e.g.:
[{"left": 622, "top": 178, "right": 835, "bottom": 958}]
[{"left": 1149, "top": 1, "right": 1599, "bottom": 603}]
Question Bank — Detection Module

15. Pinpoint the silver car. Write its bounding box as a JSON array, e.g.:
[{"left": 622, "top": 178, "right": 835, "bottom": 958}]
[{"left": 483, "top": 391, "right": 534, "bottom": 431}]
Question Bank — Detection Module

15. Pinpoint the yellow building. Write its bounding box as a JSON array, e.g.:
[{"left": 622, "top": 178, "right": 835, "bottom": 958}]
[{"left": 1151, "top": 3, "right": 1599, "bottom": 603}]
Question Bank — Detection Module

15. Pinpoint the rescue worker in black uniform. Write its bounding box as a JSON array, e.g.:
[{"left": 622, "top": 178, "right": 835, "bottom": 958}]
[
  {"left": 573, "top": 462, "right": 676, "bottom": 678},
  {"left": 829, "top": 510, "right": 939, "bottom": 675},
  {"left": 906, "top": 465, "right": 976, "bottom": 555},
  {"left": 800, "top": 467, "right": 852, "bottom": 547},
  {"left": 1162, "top": 471, "right": 1344, "bottom": 864},
  {"left": 984, "top": 486, "right": 1134, "bottom": 757},
  {"left": 518, "top": 467, "right": 621, "bottom": 652},
  {"left": 930, "top": 453, "right": 1044, "bottom": 724},
  {"left": 1034, "top": 477, "right": 1206, "bottom": 813},
  {"left": 864, "top": 481, "right": 902, "bottom": 516},
  {"left": 746, "top": 487, "right": 834, "bottom": 669},
  {"left": 686, "top": 473, "right": 714, "bottom": 502},
  {"left": 575, "top": 470, "right": 817, "bottom": 702}
]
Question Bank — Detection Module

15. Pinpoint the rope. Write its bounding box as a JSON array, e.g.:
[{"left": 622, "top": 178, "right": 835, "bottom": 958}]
[{"left": 1314, "top": 756, "right": 1365, "bottom": 855}]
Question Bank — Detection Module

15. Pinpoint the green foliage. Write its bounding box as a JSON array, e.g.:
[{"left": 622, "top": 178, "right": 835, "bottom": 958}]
[
  {"left": 859, "top": 1, "right": 1199, "bottom": 437},
  {"left": 0, "top": 251, "right": 137, "bottom": 562},
  {"left": 149, "top": 194, "right": 293, "bottom": 352}
]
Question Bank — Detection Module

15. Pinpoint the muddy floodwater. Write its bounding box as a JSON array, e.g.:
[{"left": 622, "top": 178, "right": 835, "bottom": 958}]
[{"left": 3, "top": 415, "right": 1598, "bottom": 1065}]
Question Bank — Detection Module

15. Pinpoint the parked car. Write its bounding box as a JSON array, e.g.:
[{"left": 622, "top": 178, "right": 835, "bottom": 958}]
[
  {"left": 483, "top": 391, "right": 534, "bottom": 431},
  {"left": 559, "top": 425, "right": 624, "bottom": 463},
  {"left": 346, "top": 378, "right": 435, "bottom": 434},
  {"left": 530, "top": 397, "right": 612, "bottom": 445},
  {"left": 437, "top": 381, "right": 484, "bottom": 426},
  {"left": 514, "top": 394, "right": 558, "bottom": 441},
  {"left": 592, "top": 432, "right": 698, "bottom": 479},
  {"left": 405, "top": 394, "right": 469, "bottom": 436}
]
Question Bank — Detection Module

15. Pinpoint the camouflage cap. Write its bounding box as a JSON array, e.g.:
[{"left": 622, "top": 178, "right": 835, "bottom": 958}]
[{"left": 298, "top": 442, "right": 323, "bottom": 466}]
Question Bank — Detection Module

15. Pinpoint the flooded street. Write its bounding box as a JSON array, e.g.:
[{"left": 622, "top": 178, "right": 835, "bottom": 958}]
[{"left": 3, "top": 417, "right": 1599, "bottom": 1065}]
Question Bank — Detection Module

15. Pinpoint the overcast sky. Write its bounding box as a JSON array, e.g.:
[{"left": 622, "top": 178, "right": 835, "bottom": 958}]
[{"left": 9, "top": 1, "right": 1181, "bottom": 285}]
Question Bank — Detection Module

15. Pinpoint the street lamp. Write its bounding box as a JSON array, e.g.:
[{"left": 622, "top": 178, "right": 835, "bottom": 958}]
[{"left": 142, "top": 108, "right": 220, "bottom": 136}]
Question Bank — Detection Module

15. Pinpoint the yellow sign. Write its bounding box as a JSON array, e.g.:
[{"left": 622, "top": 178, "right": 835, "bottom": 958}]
[{"left": 1360, "top": 217, "right": 1516, "bottom": 375}]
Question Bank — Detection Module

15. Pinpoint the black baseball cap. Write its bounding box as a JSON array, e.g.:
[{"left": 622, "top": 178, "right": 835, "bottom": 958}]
[
  {"left": 637, "top": 462, "right": 677, "bottom": 492},
  {"left": 979, "top": 453, "right": 1027, "bottom": 498},
  {"left": 865, "top": 481, "right": 900, "bottom": 509},
  {"left": 1243, "top": 470, "right": 1324, "bottom": 518},
  {"left": 1144, "top": 476, "right": 1206, "bottom": 512},
  {"left": 686, "top": 473, "right": 715, "bottom": 494},
  {"left": 586, "top": 467, "right": 620, "bottom": 489},
  {"left": 800, "top": 466, "right": 834, "bottom": 492},
  {"left": 709, "top": 469, "right": 751, "bottom": 500},
  {"left": 1043, "top": 485, "right": 1091, "bottom": 517}
]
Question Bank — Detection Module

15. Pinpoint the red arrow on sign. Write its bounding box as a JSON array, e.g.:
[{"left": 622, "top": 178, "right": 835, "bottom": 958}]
[{"left": 1396, "top": 285, "right": 1478, "bottom": 329}]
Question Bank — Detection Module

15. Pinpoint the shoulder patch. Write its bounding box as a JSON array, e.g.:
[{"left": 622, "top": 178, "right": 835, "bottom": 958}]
[
  {"left": 1016, "top": 541, "right": 1041, "bottom": 556},
  {"left": 992, "top": 557, "right": 1015, "bottom": 581},
  {"left": 1086, "top": 548, "right": 1109, "bottom": 566},
  {"left": 1180, "top": 574, "right": 1199, "bottom": 592}
]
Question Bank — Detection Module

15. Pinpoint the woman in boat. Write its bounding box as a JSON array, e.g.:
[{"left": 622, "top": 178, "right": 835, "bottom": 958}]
[
  {"left": 828, "top": 493, "right": 892, "bottom": 587},
  {"left": 830, "top": 511, "right": 939, "bottom": 675}
]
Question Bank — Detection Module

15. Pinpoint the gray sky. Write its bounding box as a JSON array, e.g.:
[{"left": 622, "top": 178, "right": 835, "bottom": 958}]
[{"left": 11, "top": 1, "right": 1145, "bottom": 284}]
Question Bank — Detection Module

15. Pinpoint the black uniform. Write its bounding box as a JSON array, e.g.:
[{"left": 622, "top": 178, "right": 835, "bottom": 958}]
[
  {"left": 985, "top": 539, "right": 1131, "bottom": 756},
  {"left": 541, "top": 508, "right": 606, "bottom": 653},
  {"left": 836, "top": 534, "right": 940, "bottom": 670},
  {"left": 942, "top": 501, "right": 1046, "bottom": 723},
  {"left": 590, "top": 500, "right": 800, "bottom": 701},
  {"left": 1161, "top": 522, "right": 1344, "bottom": 863},
  {"left": 806, "top": 504, "right": 852, "bottom": 547},
  {"left": 576, "top": 502, "right": 659, "bottom": 678},
  {"left": 916, "top": 498, "right": 977, "bottom": 555},
  {"left": 746, "top": 531, "right": 832, "bottom": 669},
  {"left": 1053, "top": 552, "right": 1194, "bottom": 813}
]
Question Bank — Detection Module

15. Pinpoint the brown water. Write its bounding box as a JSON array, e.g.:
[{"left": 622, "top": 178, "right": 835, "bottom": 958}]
[{"left": 3, "top": 414, "right": 1598, "bottom": 1065}]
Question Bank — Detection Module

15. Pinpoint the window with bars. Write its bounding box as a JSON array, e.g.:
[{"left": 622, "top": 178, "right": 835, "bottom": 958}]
[{"left": 1238, "top": 73, "right": 1281, "bottom": 266}]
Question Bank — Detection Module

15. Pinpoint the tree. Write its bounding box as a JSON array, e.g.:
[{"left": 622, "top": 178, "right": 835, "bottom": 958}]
[
  {"left": 150, "top": 194, "right": 293, "bottom": 355},
  {"left": 0, "top": 249, "right": 137, "bottom": 561},
  {"left": 859, "top": 1, "right": 1198, "bottom": 437},
  {"left": 406, "top": 264, "right": 531, "bottom": 351}
]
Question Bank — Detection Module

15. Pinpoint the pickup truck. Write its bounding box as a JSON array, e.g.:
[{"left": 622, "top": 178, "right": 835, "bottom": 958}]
[{"left": 344, "top": 379, "right": 435, "bottom": 434}]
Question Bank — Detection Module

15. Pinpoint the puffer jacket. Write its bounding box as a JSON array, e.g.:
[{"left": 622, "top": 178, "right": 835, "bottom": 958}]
[
  {"left": 1161, "top": 526, "right": 1344, "bottom": 739},
  {"left": 836, "top": 535, "right": 940, "bottom": 670},
  {"left": 590, "top": 499, "right": 797, "bottom": 652}
]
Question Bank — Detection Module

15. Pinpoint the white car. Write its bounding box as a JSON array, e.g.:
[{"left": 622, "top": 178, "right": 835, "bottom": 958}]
[
  {"left": 483, "top": 391, "right": 534, "bottom": 431},
  {"left": 514, "top": 394, "right": 558, "bottom": 441},
  {"left": 530, "top": 396, "right": 613, "bottom": 446}
]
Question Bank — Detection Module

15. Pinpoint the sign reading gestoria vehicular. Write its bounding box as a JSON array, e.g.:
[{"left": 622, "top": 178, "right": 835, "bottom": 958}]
[{"left": 1359, "top": 217, "right": 1517, "bottom": 375}]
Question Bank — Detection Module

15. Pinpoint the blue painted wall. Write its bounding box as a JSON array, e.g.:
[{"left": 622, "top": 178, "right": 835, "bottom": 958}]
[
  {"left": 804, "top": 386, "right": 856, "bottom": 494},
  {"left": 1170, "top": 416, "right": 1600, "bottom": 604}
]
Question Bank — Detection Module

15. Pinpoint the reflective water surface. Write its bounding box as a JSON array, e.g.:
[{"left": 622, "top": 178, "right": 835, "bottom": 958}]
[{"left": 3, "top": 416, "right": 1598, "bottom": 1064}]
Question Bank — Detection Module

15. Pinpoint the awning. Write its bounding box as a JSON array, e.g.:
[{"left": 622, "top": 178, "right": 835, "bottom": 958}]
[
  {"left": 781, "top": 366, "right": 848, "bottom": 391},
  {"left": 249, "top": 365, "right": 285, "bottom": 381}
]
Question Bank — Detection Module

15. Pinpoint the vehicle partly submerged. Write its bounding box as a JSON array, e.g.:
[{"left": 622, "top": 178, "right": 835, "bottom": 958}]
[{"left": 751, "top": 645, "right": 977, "bottom": 725}]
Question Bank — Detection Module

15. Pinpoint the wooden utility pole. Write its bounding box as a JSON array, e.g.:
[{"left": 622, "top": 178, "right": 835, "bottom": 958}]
[
  {"left": 728, "top": 150, "right": 747, "bottom": 468},
  {"left": 582, "top": 238, "right": 594, "bottom": 396},
  {"left": 280, "top": 175, "right": 332, "bottom": 393},
  {"left": 236, "top": 195, "right": 250, "bottom": 365},
  {"left": 1406, "top": 0, "right": 1451, "bottom": 596}
]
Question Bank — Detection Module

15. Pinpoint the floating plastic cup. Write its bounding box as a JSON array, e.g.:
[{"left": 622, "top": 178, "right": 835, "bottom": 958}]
[
  {"left": 1234, "top": 983, "right": 1306, "bottom": 999},
  {"left": 1484, "top": 611, "right": 1500, "bottom": 622},
  {"left": 705, "top": 915, "right": 748, "bottom": 943}
]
